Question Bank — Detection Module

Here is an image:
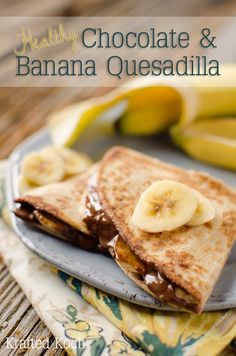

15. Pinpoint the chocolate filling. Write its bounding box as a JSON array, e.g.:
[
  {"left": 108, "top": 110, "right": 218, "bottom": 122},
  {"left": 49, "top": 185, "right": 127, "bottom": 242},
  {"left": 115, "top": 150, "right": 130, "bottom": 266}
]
[
  {"left": 14, "top": 177, "right": 198, "bottom": 312},
  {"left": 113, "top": 235, "right": 198, "bottom": 311},
  {"left": 14, "top": 203, "right": 98, "bottom": 251},
  {"left": 83, "top": 175, "right": 117, "bottom": 251},
  {"left": 83, "top": 175, "right": 198, "bottom": 312}
]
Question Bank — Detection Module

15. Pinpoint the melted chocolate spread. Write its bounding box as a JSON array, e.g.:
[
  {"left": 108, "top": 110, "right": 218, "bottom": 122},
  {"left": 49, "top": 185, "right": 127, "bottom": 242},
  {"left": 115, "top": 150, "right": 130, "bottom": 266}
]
[
  {"left": 14, "top": 203, "right": 98, "bottom": 251},
  {"left": 83, "top": 175, "right": 117, "bottom": 251},
  {"left": 83, "top": 174, "right": 198, "bottom": 312},
  {"left": 15, "top": 176, "right": 198, "bottom": 312}
]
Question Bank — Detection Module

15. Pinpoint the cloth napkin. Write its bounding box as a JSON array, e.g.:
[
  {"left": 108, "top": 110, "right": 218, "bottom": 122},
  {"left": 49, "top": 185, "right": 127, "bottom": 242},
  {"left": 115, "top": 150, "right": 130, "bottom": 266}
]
[{"left": 1, "top": 161, "right": 236, "bottom": 356}]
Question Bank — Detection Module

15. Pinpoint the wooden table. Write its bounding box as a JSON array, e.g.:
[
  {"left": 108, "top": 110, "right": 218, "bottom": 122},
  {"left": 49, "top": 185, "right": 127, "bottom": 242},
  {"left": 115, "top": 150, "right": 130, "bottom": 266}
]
[{"left": 0, "top": 0, "right": 236, "bottom": 354}]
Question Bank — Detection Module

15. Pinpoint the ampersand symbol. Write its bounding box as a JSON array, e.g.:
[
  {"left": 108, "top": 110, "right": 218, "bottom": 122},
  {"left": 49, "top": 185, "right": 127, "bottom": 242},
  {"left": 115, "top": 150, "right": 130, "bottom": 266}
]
[{"left": 200, "top": 28, "right": 217, "bottom": 48}]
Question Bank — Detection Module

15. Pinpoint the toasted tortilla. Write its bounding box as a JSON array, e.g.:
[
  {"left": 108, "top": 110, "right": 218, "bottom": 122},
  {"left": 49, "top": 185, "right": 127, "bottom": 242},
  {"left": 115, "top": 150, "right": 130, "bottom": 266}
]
[
  {"left": 98, "top": 146, "right": 236, "bottom": 312},
  {"left": 15, "top": 146, "right": 236, "bottom": 313},
  {"left": 15, "top": 165, "right": 98, "bottom": 235},
  {"left": 14, "top": 165, "right": 101, "bottom": 251}
]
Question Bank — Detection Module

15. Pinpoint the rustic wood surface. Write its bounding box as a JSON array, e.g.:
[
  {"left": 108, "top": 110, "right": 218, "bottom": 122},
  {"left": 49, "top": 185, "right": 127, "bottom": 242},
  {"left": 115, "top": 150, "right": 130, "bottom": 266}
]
[
  {"left": 0, "top": 257, "right": 66, "bottom": 355},
  {"left": 0, "top": 0, "right": 236, "bottom": 355}
]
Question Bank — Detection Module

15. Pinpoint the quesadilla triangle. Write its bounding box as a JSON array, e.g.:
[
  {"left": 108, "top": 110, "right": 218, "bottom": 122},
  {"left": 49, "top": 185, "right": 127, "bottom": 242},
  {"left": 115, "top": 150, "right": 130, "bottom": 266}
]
[
  {"left": 95, "top": 146, "right": 236, "bottom": 313},
  {"left": 14, "top": 165, "right": 101, "bottom": 251},
  {"left": 14, "top": 146, "right": 236, "bottom": 314}
]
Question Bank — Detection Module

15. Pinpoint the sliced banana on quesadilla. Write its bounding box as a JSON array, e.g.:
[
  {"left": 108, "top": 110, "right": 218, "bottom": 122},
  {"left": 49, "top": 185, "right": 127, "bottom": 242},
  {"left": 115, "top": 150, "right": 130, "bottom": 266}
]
[
  {"left": 131, "top": 179, "right": 215, "bottom": 232},
  {"left": 132, "top": 180, "right": 198, "bottom": 232},
  {"left": 187, "top": 189, "right": 215, "bottom": 226}
]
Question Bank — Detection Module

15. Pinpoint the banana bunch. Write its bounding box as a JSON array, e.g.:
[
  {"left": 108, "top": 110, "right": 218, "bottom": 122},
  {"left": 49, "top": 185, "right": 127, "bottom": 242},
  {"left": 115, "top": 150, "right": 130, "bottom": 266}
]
[
  {"left": 48, "top": 64, "right": 236, "bottom": 171},
  {"left": 132, "top": 180, "right": 215, "bottom": 233},
  {"left": 19, "top": 146, "right": 92, "bottom": 193}
]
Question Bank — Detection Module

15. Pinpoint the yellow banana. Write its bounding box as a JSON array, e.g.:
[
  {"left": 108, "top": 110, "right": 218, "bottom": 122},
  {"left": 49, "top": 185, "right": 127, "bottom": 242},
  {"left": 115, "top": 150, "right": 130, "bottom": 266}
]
[
  {"left": 171, "top": 119, "right": 236, "bottom": 171},
  {"left": 186, "top": 64, "right": 236, "bottom": 122},
  {"left": 47, "top": 64, "right": 236, "bottom": 172}
]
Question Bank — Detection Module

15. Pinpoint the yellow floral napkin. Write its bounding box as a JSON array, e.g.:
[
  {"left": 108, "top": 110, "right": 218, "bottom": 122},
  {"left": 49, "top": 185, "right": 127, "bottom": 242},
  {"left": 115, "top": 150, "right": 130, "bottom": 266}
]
[{"left": 1, "top": 160, "right": 236, "bottom": 356}]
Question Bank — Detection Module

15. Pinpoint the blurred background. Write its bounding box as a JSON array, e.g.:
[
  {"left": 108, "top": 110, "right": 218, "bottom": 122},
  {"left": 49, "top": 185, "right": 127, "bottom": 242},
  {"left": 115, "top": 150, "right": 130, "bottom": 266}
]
[{"left": 0, "top": 0, "right": 236, "bottom": 159}]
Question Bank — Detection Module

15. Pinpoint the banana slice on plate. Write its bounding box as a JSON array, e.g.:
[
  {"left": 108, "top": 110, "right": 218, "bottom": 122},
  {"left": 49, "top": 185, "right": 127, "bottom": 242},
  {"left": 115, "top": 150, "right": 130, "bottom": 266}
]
[
  {"left": 21, "top": 150, "right": 65, "bottom": 186},
  {"left": 18, "top": 174, "right": 37, "bottom": 194},
  {"left": 55, "top": 147, "right": 92, "bottom": 176},
  {"left": 187, "top": 189, "right": 215, "bottom": 226},
  {"left": 132, "top": 180, "right": 198, "bottom": 233},
  {"left": 42, "top": 146, "right": 92, "bottom": 176}
]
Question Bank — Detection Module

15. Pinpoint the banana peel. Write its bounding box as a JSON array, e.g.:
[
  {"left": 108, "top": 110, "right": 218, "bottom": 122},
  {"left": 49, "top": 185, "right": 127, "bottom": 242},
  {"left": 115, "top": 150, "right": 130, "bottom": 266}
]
[
  {"left": 116, "top": 86, "right": 182, "bottom": 135},
  {"left": 48, "top": 78, "right": 199, "bottom": 146},
  {"left": 48, "top": 98, "right": 124, "bottom": 147},
  {"left": 171, "top": 119, "right": 236, "bottom": 171},
  {"left": 183, "top": 64, "right": 236, "bottom": 124},
  {"left": 48, "top": 64, "right": 236, "bottom": 170}
]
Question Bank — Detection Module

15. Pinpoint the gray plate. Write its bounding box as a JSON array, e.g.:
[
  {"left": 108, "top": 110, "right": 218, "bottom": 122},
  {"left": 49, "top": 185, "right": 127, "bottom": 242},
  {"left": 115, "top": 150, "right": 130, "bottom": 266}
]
[{"left": 6, "top": 128, "right": 236, "bottom": 311}]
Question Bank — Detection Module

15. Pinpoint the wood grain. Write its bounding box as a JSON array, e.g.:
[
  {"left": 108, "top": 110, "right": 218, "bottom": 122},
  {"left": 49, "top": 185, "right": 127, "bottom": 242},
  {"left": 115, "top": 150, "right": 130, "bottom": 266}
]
[{"left": 0, "top": 258, "right": 66, "bottom": 356}]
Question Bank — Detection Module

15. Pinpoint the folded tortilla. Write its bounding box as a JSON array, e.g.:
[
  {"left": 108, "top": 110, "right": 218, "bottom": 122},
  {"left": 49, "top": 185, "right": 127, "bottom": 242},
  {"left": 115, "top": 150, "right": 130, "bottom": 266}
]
[
  {"left": 15, "top": 146, "right": 236, "bottom": 313},
  {"left": 14, "top": 166, "right": 98, "bottom": 250},
  {"left": 96, "top": 146, "right": 236, "bottom": 313}
]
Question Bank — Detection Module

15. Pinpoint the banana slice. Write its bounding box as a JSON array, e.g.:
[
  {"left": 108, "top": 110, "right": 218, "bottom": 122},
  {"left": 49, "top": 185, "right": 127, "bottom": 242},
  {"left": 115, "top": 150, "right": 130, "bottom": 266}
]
[
  {"left": 42, "top": 146, "right": 92, "bottom": 176},
  {"left": 18, "top": 174, "right": 37, "bottom": 194},
  {"left": 21, "top": 150, "right": 64, "bottom": 186},
  {"left": 132, "top": 180, "right": 198, "bottom": 233},
  {"left": 55, "top": 147, "right": 92, "bottom": 176},
  {"left": 187, "top": 189, "right": 215, "bottom": 226}
]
